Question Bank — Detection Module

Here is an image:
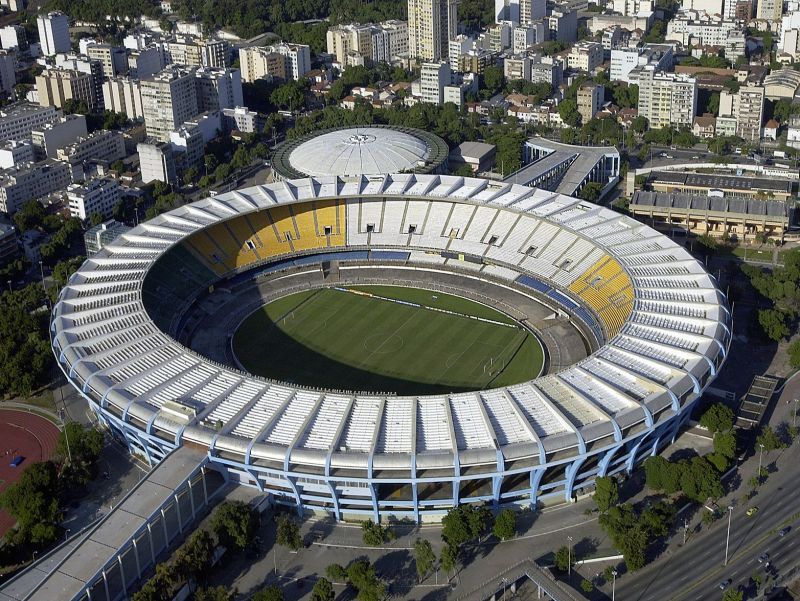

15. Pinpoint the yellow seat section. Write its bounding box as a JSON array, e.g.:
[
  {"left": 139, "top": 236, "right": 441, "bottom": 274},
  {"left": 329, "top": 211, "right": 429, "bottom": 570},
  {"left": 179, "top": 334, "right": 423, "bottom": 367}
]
[
  {"left": 569, "top": 256, "right": 634, "bottom": 337},
  {"left": 248, "top": 207, "right": 295, "bottom": 257},
  {"left": 184, "top": 226, "right": 236, "bottom": 275},
  {"left": 290, "top": 200, "right": 346, "bottom": 251},
  {"left": 224, "top": 216, "right": 261, "bottom": 269}
]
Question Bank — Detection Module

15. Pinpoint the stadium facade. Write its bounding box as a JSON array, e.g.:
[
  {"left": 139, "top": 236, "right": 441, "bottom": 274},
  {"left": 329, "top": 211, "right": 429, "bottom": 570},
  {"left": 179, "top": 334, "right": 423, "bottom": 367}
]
[{"left": 51, "top": 174, "right": 730, "bottom": 522}]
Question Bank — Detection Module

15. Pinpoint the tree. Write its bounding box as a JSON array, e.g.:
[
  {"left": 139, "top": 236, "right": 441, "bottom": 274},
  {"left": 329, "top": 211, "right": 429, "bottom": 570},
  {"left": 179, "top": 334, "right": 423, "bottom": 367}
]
[
  {"left": 581, "top": 579, "right": 594, "bottom": 592},
  {"left": 276, "top": 514, "right": 303, "bottom": 551},
  {"left": 580, "top": 182, "right": 604, "bottom": 202},
  {"left": 756, "top": 425, "right": 785, "bottom": 451},
  {"left": 593, "top": 476, "right": 619, "bottom": 513},
  {"left": 270, "top": 80, "right": 308, "bottom": 112},
  {"left": 492, "top": 509, "right": 517, "bottom": 540},
  {"left": 413, "top": 538, "right": 436, "bottom": 581},
  {"left": 713, "top": 430, "right": 737, "bottom": 460},
  {"left": 722, "top": 590, "right": 743, "bottom": 601},
  {"left": 644, "top": 456, "right": 681, "bottom": 493},
  {"left": 326, "top": 563, "right": 348, "bottom": 582},
  {"left": 680, "top": 456, "right": 723, "bottom": 502},
  {"left": 361, "top": 519, "right": 390, "bottom": 546},
  {"left": 441, "top": 504, "right": 492, "bottom": 549},
  {"left": 0, "top": 461, "right": 61, "bottom": 546},
  {"left": 194, "top": 586, "right": 235, "bottom": 601},
  {"left": 632, "top": 115, "right": 648, "bottom": 133},
  {"left": 700, "top": 403, "right": 735, "bottom": 433},
  {"left": 253, "top": 585, "right": 284, "bottom": 601},
  {"left": 13, "top": 199, "right": 46, "bottom": 232},
  {"left": 346, "top": 559, "right": 386, "bottom": 601},
  {"left": 440, "top": 544, "right": 457, "bottom": 574},
  {"left": 482, "top": 66, "right": 504, "bottom": 95},
  {"left": 789, "top": 338, "right": 800, "bottom": 369},
  {"left": 554, "top": 546, "right": 572, "bottom": 572},
  {"left": 311, "top": 578, "right": 335, "bottom": 601},
  {"left": 173, "top": 529, "right": 215, "bottom": 583},
  {"left": 210, "top": 500, "right": 257, "bottom": 551},
  {"left": 558, "top": 99, "right": 581, "bottom": 127},
  {"left": 758, "top": 308, "right": 789, "bottom": 341}
]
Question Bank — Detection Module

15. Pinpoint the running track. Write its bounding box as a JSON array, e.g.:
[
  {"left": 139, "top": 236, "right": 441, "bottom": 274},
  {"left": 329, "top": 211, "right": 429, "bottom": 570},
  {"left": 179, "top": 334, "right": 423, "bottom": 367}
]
[{"left": 0, "top": 410, "right": 60, "bottom": 538}]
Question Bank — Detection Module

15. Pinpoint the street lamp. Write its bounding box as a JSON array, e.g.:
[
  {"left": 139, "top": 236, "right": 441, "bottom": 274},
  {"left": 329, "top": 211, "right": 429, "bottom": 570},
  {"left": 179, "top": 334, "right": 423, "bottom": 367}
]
[
  {"left": 793, "top": 399, "right": 798, "bottom": 428},
  {"left": 611, "top": 569, "right": 617, "bottom": 601},
  {"left": 567, "top": 535, "right": 573, "bottom": 578},
  {"left": 758, "top": 443, "right": 765, "bottom": 476},
  {"left": 724, "top": 505, "right": 733, "bottom": 565},
  {"left": 501, "top": 577, "right": 508, "bottom": 601},
  {"left": 65, "top": 528, "right": 71, "bottom": 541},
  {"left": 38, "top": 260, "right": 46, "bottom": 297}
]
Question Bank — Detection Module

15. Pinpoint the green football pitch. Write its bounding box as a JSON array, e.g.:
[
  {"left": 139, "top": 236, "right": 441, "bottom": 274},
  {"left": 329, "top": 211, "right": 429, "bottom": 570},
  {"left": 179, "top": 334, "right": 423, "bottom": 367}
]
[{"left": 232, "top": 285, "right": 545, "bottom": 395}]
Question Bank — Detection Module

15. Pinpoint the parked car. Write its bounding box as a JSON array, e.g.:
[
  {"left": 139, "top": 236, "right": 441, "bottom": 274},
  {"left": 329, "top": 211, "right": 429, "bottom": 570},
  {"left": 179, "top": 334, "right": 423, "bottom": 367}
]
[
  {"left": 778, "top": 527, "right": 790, "bottom": 537},
  {"left": 746, "top": 506, "right": 759, "bottom": 517},
  {"left": 719, "top": 579, "right": 732, "bottom": 590}
]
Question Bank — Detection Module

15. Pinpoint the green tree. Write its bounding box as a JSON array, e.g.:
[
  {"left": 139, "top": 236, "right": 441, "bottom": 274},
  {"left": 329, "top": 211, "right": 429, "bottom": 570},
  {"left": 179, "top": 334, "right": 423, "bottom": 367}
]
[
  {"left": 700, "top": 403, "right": 735, "bottom": 433},
  {"left": 13, "top": 199, "right": 46, "bottom": 231},
  {"left": 270, "top": 80, "right": 308, "bottom": 112},
  {"left": 758, "top": 308, "right": 789, "bottom": 341},
  {"left": 441, "top": 504, "right": 492, "bottom": 549},
  {"left": 593, "top": 476, "right": 619, "bottom": 513},
  {"left": 482, "top": 66, "right": 505, "bottom": 95},
  {"left": 326, "top": 563, "right": 349, "bottom": 582},
  {"left": 253, "top": 585, "right": 284, "bottom": 601},
  {"left": 713, "top": 430, "right": 737, "bottom": 460},
  {"left": 413, "top": 538, "right": 436, "bottom": 581},
  {"left": 440, "top": 544, "right": 457, "bottom": 574},
  {"left": 277, "top": 514, "right": 303, "bottom": 551},
  {"left": 361, "top": 519, "right": 390, "bottom": 546},
  {"left": 581, "top": 579, "right": 594, "bottom": 592},
  {"left": 210, "top": 500, "right": 257, "bottom": 551},
  {"left": 492, "top": 508, "right": 517, "bottom": 540},
  {"left": 173, "top": 529, "right": 215, "bottom": 583},
  {"left": 554, "top": 546, "right": 572, "bottom": 572},
  {"left": 789, "top": 338, "right": 800, "bottom": 368},
  {"left": 0, "top": 461, "right": 61, "bottom": 546},
  {"left": 722, "top": 590, "right": 743, "bottom": 601},
  {"left": 558, "top": 99, "right": 581, "bottom": 127},
  {"left": 346, "top": 559, "right": 386, "bottom": 601},
  {"left": 311, "top": 578, "right": 335, "bottom": 601},
  {"left": 194, "top": 586, "right": 234, "bottom": 601},
  {"left": 580, "top": 182, "right": 604, "bottom": 202},
  {"left": 632, "top": 115, "right": 648, "bottom": 133},
  {"left": 756, "top": 425, "right": 785, "bottom": 451}
]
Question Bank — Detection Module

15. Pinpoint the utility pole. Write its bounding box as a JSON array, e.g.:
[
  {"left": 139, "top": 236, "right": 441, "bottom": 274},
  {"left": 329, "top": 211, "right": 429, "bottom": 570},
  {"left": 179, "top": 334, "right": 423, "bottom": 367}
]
[
  {"left": 683, "top": 519, "right": 688, "bottom": 544},
  {"left": 612, "top": 569, "right": 617, "bottom": 601},
  {"left": 758, "top": 443, "right": 765, "bottom": 476},
  {"left": 567, "top": 535, "right": 573, "bottom": 578},
  {"left": 793, "top": 399, "right": 798, "bottom": 428},
  {"left": 724, "top": 505, "right": 733, "bottom": 565}
]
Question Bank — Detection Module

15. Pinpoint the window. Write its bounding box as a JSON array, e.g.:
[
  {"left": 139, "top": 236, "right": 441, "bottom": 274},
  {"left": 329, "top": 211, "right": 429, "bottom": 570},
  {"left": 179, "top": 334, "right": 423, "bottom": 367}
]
[
  {"left": 487, "top": 235, "right": 498, "bottom": 245},
  {"left": 560, "top": 259, "right": 572, "bottom": 270},
  {"left": 246, "top": 239, "right": 256, "bottom": 251},
  {"left": 408, "top": 224, "right": 417, "bottom": 234},
  {"left": 366, "top": 223, "right": 375, "bottom": 233},
  {"left": 324, "top": 225, "right": 332, "bottom": 236},
  {"left": 526, "top": 245, "right": 538, "bottom": 256},
  {"left": 448, "top": 228, "right": 459, "bottom": 238}
]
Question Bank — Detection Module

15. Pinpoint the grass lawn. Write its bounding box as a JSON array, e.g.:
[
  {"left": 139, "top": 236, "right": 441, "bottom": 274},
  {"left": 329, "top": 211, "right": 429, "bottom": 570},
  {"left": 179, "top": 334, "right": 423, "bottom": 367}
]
[{"left": 233, "top": 286, "right": 544, "bottom": 395}]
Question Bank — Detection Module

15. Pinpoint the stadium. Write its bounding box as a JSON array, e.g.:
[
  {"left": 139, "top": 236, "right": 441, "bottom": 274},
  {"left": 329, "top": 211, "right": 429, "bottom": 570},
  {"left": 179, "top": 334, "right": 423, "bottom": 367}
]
[{"left": 51, "top": 174, "right": 730, "bottom": 522}]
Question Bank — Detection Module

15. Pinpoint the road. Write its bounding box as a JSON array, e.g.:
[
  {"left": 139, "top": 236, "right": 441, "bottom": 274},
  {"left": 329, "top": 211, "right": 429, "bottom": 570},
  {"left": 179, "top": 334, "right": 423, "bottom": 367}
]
[{"left": 616, "top": 381, "right": 800, "bottom": 601}]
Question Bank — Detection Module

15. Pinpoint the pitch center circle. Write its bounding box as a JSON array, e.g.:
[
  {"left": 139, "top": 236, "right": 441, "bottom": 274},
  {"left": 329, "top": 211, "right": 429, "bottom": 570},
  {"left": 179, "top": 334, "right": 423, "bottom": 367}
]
[{"left": 363, "top": 332, "right": 404, "bottom": 354}]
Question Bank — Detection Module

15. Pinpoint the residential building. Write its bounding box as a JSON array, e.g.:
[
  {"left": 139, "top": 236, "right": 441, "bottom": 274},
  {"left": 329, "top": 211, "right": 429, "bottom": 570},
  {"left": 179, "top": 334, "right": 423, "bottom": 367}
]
[
  {"left": 84, "top": 42, "right": 128, "bottom": 79},
  {"left": 457, "top": 49, "right": 495, "bottom": 75},
  {"left": 449, "top": 141, "right": 496, "bottom": 172},
  {"left": 239, "top": 43, "right": 311, "bottom": 82},
  {"left": 37, "top": 12, "right": 70, "bottom": 57},
  {"left": 129, "top": 45, "right": 165, "bottom": 79},
  {"left": 36, "top": 68, "right": 98, "bottom": 111},
  {"left": 194, "top": 67, "right": 243, "bottom": 112},
  {"left": 0, "top": 222, "right": 18, "bottom": 266},
  {"left": 84, "top": 220, "right": 130, "bottom": 256},
  {"left": 102, "top": 77, "right": 144, "bottom": 120},
  {"left": 0, "top": 159, "right": 71, "bottom": 214},
  {"left": 164, "top": 37, "right": 203, "bottom": 67},
  {"left": 448, "top": 35, "right": 474, "bottom": 71},
  {"left": 408, "top": 0, "right": 458, "bottom": 61},
  {"left": 486, "top": 22, "right": 513, "bottom": 52},
  {"left": 719, "top": 85, "right": 765, "bottom": 141},
  {"left": 327, "top": 21, "right": 408, "bottom": 66},
  {"left": 519, "top": 0, "right": 546, "bottom": 22},
  {"left": 504, "top": 54, "right": 531, "bottom": 80},
  {"left": 67, "top": 177, "right": 121, "bottom": 220},
  {"left": 0, "top": 25, "right": 27, "bottom": 52},
  {"left": 693, "top": 114, "right": 716, "bottom": 137},
  {"left": 531, "top": 61, "right": 563, "bottom": 86},
  {"left": 0, "top": 50, "right": 14, "bottom": 94},
  {"left": 327, "top": 24, "right": 375, "bottom": 64},
  {"left": 419, "top": 61, "right": 451, "bottom": 104},
  {"left": 496, "top": 0, "right": 520, "bottom": 24},
  {"left": 0, "top": 103, "right": 58, "bottom": 141},
  {"left": 30, "top": 114, "right": 88, "bottom": 158},
  {"left": 567, "top": 41, "right": 603, "bottom": 72},
  {"left": 0, "top": 139, "right": 34, "bottom": 169},
  {"left": 757, "top": 0, "right": 782, "bottom": 20},
  {"left": 221, "top": 106, "right": 263, "bottom": 133},
  {"left": 56, "top": 130, "right": 126, "bottom": 179},
  {"left": 612, "top": 0, "right": 653, "bottom": 15},
  {"left": 666, "top": 12, "right": 742, "bottom": 47},
  {"left": 547, "top": 8, "right": 578, "bottom": 44},
  {"left": 637, "top": 68, "right": 697, "bottom": 129},
  {"left": 201, "top": 39, "right": 230, "bottom": 68},
  {"left": 610, "top": 44, "right": 673, "bottom": 84},
  {"left": 138, "top": 140, "right": 177, "bottom": 184},
  {"left": 140, "top": 68, "right": 198, "bottom": 142},
  {"left": 512, "top": 23, "right": 545, "bottom": 53},
  {"left": 169, "top": 125, "right": 204, "bottom": 171},
  {"left": 53, "top": 54, "right": 104, "bottom": 110},
  {"left": 181, "top": 111, "right": 221, "bottom": 143},
  {"left": 577, "top": 83, "right": 603, "bottom": 122}
]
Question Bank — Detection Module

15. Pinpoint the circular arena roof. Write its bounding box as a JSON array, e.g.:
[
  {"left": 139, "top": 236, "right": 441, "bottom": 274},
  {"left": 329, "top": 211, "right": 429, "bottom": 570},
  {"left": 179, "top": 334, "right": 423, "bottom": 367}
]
[
  {"left": 272, "top": 126, "right": 449, "bottom": 180},
  {"left": 52, "top": 175, "right": 730, "bottom": 473}
]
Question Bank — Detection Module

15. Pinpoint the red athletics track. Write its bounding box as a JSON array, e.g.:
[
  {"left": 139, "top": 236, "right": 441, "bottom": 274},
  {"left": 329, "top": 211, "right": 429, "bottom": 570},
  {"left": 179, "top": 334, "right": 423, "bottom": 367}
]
[{"left": 0, "top": 410, "right": 60, "bottom": 538}]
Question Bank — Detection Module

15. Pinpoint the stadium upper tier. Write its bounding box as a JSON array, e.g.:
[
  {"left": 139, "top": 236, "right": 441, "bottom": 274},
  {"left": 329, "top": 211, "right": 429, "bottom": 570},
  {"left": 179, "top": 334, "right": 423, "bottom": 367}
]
[{"left": 51, "top": 174, "right": 730, "bottom": 517}]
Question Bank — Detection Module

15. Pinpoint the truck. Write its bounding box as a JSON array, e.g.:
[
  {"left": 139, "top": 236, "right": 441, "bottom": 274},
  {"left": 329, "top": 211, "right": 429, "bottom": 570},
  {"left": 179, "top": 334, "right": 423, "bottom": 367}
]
[{"left": 774, "top": 150, "right": 787, "bottom": 159}]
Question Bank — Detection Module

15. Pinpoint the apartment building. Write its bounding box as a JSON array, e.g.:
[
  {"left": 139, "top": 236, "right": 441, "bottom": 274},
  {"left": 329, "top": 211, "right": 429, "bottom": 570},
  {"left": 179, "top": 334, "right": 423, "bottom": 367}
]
[
  {"left": 194, "top": 67, "right": 243, "bottom": 112},
  {"left": 568, "top": 41, "right": 603, "bottom": 72},
  {"left": 612, "top": 0, "right": 653, "bottom": 15},
  {"left": 531, "top": 61, "right": 563, "bottom": 87},
  {"left": 419, "top": 61, "right": 451, "bottom": 104},
  {"left": 519, "top": 0, "right": 546, "bottom": 22},
  {"left": 56, "top": 130, "right": 126, "bottom": 179},
  {"left": 137, "top": 140, "right": 177, "bottom": 184},
  {"left": 239, "top": 43, "right": 311, "bottom": 82},
  {"left": 37, "top": 12, "right": 70, "bottom": 56},
  {"left": 666, "top": 12, "right": 741, "bottom": 47},
  {"left": 757, "top": 0, "right": 782, "bottom": 21},
  {"left": 67, "top": 177, "right": 121, "bottom": 220},
  {"left": 407, "top": 0, "right": 458, "bottom": 61},
  {"left": 326, "top": 21, "right": 408, "bottom": 66},
  {"left": 84, "top": 42, "right": 128, "bottom": 79},
  {"left": 0, "top": 25, "right": 28, "bottom": 52},
  {"left": 0, "top": 140, "right": 34, "bottom": 169},
  {"left": 128, "top": 44, "right": 165, "bottom": 78},
  {"left": 36, "top": 68, "right": 98, "bottom": 111},
  {"left": 548, "top": 8, "right": 578, "bottom": 44},
  {"left": 140, "top": 68, "right": 198, "bottom": 142},
  {"left": 102, "top": 77, "right": 144, "bottom": 120},
  {"left": 719, "top": 85, "right": 765, "bottom": 141},
  {"left": 577, "top": 83, "right": 603, "bottom": 123},
  {"left": 609, "top": 44, "right": 672, "bottom": 84},
  {"left": 504, "top": 55, "right": 531, "bottom": 80},
  {"left": 0, "top": 103, "right": 59, "bottom": 140},
  {"left": 0, "top": 160, "right": 71, "bottom": 214},
  {"left": 0, "top": 50, "right": 14, "bottom": 95},
  {"left": 30, "top": 114, "right": 88, "bottom": 158},
  {"left": 637, "top": 67, "right": 697, "bottom": 129}
]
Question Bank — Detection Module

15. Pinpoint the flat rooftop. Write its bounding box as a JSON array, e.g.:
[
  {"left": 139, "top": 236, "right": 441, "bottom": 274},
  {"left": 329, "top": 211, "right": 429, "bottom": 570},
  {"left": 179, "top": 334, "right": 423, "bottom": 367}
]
[
  {"left": 649, "top": 171, "right": 793, "bottom": 194},
  {"left": 631, "top": 191, "right": 790, "bottom": 219}
]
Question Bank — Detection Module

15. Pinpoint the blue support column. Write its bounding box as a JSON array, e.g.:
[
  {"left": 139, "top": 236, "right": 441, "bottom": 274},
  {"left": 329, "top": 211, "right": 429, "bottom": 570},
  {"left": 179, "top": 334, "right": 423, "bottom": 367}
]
[
  {"left": 529, "top": 468, "right": 544, "bottom": 508},
  {"left": 564, "top": 457, "right": 585, "bottom": 502}
]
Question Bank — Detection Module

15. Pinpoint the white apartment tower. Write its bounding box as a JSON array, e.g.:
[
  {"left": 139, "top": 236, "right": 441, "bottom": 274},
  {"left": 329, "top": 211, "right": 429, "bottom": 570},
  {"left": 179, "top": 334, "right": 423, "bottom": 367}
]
[
  {"left": 408, "top": 0, "right": 458, "bottom": 61},
  {"left": 637, "top": 68, "right": 697, "bottom": 130},
  {"left": 757, "top": 0, "right": 782, "bottom": 20},
  {"left": 37, "top": 12, "right": 70, "bottom": 57},
  {"left": 140, "top": 68, "right": 198, "bottom": 142},
  {"left": 419, "top": 61, "right": 451, "bottom": 104},
  {"left": 519, "top": 0, "right": 546, "bottom": 23}
]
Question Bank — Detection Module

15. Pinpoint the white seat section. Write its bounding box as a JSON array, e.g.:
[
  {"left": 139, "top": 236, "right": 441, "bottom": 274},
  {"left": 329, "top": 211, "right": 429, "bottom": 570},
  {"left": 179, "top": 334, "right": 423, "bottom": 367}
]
[
  {"left": 377, "top": 399, "right": 413, "bottom": 453},
  {"left": 341, "top": 397, "right": 382, "bottom": 452},
  {"left": 481, "top": 264, "right": 519, "bottom": 280},
  {"left": 449, "top": 393, "right": 495, "bottom": 450},
  {"left": 463, "top": 206, "right": 498, "bottom": 242},
  {"left": 418, "top": 201, "right": 452, "bottom": 245},
  {"left": 560, "top": 368, "right": 636, "bottom": 416},
  {"left": 124, "top": 354, "right": 197, "bottom": 400},
  {"left": 416, "top": 397, "right": 452, "bottom": 452},
  {"left": 409, "top": 250, "right": 447, "bottom": 265},
  {"left": 383, "top": 175, "right": 413, "bottom": 195},
  {"left": 506, "top": 384, "right": 571, "bottom": 437},
  {"left": 206, "top": 379, "right": 265, "bottom": 426},
  {"left": 598, "top": 347, "right": 673, "bottom": 385},
  {"left": 580, "top": 358, "right": 655, "bottom": 400},
  {"left": 444, "top": 203, "right": 477, "bottom": 239},
  {"left": 140, "top": 361, "right": 219, "bottom": 409},
  {"left": 536, "top": 376, "right": 604, "bottom": 427},
  {"left": 193, "top": 372, "right": 241, "bottom": 406},
  {"left": 266, "top": 390, "right": 320, "bottom": 445},
  {"left": 372, "top": 199, "right": 408, "bottom": 245},
  {"left": 615, "top": 336, "right": 690, "bottom": 369},
  {"left": 359, "top": 198, "right": 384, "bottom": 234},
  {"left": 231, "top": 385, "right": 294, "bottom": 439},
  {"left": 484, "top": 217, "right": 533, "bottom": 264},
  {"left": 346, "top": 198, "right": 367, "bottom": 245},
  {"left": 301, "top": 394, "right": 352, "bottom": 450},
  {"left": 404, "top": 200, "right": 432, "bottom": 234},
  {"left": 480, "top": 390, "right": 535, "bottom": 445},
  {"left": 482, "top": 209, "right": 518, "bottom": 244},
  {"left": 623, "top": 323, "right": 701, "bottom": 352}
]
